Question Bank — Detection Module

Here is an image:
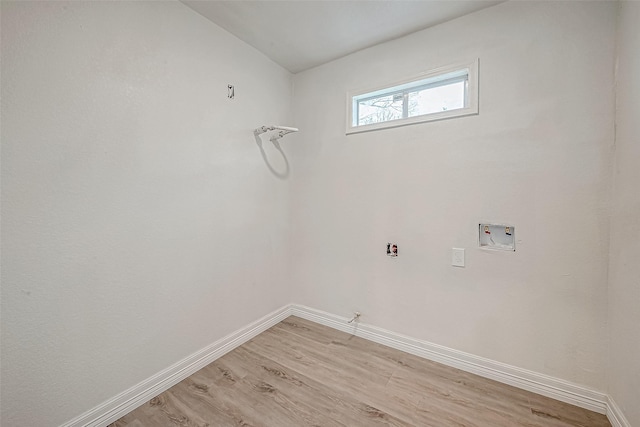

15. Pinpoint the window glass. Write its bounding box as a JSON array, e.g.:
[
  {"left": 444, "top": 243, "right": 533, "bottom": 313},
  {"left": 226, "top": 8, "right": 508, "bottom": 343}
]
[
  {"left": 357, "top": 92, "right": 404, "bottom": 125},
  {"left": 408, "top": 80, "right": 465, "bottom": 117}
]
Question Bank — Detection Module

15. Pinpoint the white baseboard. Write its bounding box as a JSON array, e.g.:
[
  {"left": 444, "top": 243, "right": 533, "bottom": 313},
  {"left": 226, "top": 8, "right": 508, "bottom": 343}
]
[
  {"left": 607, "top": 396, "right": 632, "bottom": 427},
  {"left": 290, "top": 304, "right": 609, "bottom": 415},
  {"left": 62, "top": 303, "right": 629, "bottom": 427},
  {"left": 60, "top": 305, "right": 292, "bottom": 427}
]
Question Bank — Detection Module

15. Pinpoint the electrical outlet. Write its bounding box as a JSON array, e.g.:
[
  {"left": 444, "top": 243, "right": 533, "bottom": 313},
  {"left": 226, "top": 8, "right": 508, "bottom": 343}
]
[{"left": 452, "top": 248, "right": 465, "bottom": 267}]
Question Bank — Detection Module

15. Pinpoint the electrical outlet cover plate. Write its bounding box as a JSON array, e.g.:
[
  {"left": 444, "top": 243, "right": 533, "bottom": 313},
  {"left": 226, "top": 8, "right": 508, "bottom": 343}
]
[{"left": 452, "top": 248, "right": 465, "bottom": 267}]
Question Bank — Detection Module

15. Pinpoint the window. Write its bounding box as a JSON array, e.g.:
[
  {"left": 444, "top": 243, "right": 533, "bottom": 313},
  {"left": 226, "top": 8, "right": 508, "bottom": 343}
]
[{"left": 346, "top": 59, "right": 478, "bottom": 134}]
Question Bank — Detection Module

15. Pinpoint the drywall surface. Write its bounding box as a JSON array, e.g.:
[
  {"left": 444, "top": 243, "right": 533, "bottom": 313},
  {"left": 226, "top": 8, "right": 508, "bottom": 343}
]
[
  {"left": 290, "top": 1, "right": 616, "bottom": 391},
  {"left": 0, "top": 2, "right": 292, "bottom": 425},
  {"left": 608, "top": 1, "right": 640, "bottom": 425}
]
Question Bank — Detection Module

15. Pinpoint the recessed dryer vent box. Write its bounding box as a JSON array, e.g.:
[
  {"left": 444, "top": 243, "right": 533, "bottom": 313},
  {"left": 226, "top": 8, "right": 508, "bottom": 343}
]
[{"left": 479, "top": 223, "right": 515, "bottom": 251}]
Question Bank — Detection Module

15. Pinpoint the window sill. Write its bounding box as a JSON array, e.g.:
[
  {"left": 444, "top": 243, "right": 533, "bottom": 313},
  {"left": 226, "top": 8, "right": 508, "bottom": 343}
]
[{"left": 345, "top": 105, "right": 478, "bottom": 135}]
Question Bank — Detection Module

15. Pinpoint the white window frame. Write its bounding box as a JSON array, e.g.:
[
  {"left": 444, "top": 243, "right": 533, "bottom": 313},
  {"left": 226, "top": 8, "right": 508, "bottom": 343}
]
[{"left": 346, "top": 58, "right": 479, "bottom": 135}]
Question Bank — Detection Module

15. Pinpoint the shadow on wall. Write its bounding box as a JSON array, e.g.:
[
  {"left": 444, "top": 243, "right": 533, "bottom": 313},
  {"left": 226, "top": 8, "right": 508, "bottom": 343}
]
[{"left": 254, "top": 132, "right": 290, "bottom": 179}]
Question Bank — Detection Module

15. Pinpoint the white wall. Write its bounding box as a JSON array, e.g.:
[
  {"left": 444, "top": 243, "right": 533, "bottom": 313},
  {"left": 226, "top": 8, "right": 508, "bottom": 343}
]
[
  {"left": 608, "top": 1, "right": 640, "bottom": 425},
  {"left": 290, "top": 0, "right": 616, "bottom": 392},
  {"left": 4, "top": 1, "right": 636, "bottom": 426},
  {"left": 0, "top": 2, "right": 292, "bottom": 425}
]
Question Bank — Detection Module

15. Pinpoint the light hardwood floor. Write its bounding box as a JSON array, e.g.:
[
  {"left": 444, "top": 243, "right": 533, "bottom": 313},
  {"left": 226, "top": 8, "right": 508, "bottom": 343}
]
[{"left": 110, "top": 316, "right": 611, "bottom": 427}]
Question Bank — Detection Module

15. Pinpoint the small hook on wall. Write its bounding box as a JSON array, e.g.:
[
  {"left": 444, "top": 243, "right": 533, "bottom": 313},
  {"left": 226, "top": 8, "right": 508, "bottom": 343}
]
[{"left": 228, "top": 84, "right": 234, "bottom": 99}]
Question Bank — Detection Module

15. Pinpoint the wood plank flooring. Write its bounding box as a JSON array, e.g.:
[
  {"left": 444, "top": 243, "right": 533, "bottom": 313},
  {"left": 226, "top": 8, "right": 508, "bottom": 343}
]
[{"left": 109, "top": 316, "right": 611, "bottom": 427}]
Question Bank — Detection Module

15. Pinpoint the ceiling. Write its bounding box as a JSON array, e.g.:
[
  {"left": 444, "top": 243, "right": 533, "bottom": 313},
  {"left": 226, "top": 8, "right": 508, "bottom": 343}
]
[{"left": 181, "top": 1, "right": 504, "bottom": 74}]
